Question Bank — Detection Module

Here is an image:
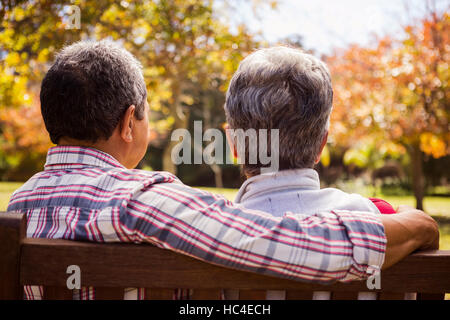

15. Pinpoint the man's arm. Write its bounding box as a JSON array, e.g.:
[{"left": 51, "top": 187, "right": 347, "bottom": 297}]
[
  {"left": 380, "top": 205, "right": 439, "bottom": 269},
  {"left": 120, "top": 181, "right": 387, "bottom": 283}
]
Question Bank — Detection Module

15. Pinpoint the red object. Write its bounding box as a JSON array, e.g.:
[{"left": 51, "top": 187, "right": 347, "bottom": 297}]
[{"left": 369, "top": 198, "right": 397, "bottom": 214}]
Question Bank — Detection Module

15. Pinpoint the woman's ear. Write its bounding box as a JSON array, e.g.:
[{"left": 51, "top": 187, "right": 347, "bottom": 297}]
[
  {"left": 224, "top": 124, "right": 238, "bottom": 158},
  {"left": 120, "top": 105, "right": 136, "bottom": 143},
  {"left": 315, "top": 131, "right": 328, "bottom": 164}
]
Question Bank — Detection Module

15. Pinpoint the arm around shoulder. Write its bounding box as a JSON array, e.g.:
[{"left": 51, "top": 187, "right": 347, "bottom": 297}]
[{"left": 126, "top": 183, "right": 390, "bottom": 283}]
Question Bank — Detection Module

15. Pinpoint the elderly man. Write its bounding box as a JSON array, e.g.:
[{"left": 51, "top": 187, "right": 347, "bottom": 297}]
[{"left": 8, "top": 41, "right": 438, "bottom": 300}]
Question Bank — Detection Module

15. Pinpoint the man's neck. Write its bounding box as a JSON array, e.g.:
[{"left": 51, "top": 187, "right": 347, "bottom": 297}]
[{"left": 58, "top": 137, "right": 128, "bottom": 167}]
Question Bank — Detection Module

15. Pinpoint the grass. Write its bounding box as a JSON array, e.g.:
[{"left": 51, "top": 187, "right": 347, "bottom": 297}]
[
  {"left": 2, "top": 182, "right": 449, "bottom": 249},
  {"left": 0, "top": 182, "right": 23, "bottom": 211}
]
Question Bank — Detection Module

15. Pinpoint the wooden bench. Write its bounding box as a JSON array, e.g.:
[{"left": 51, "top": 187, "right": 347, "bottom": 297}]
[{"left": 1, "top": 212, "right": 449, "bottom": 300}]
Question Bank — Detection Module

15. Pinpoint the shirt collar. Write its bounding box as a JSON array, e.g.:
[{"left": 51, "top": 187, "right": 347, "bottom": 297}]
[
  {"left": 44, "top": 146, "right": 125, "bottom": 170},
  {"left": 234, "top": 168, "right": 320, "bottom": 203}
]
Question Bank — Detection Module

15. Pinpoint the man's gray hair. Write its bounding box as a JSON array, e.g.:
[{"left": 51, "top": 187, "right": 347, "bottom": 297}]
[{"left": 224, "top": 46, "right": 333, "bottom": 176}]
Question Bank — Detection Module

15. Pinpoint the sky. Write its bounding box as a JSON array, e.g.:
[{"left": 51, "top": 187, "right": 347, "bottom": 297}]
[{"left": 225, "top": 0, "right": 449, "bottom": 55}]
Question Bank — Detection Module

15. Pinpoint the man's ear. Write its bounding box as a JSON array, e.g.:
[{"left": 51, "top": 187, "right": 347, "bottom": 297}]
[
  {"left": 224, "top": 124, "right": 238, "bottom": 158},
  {"left": 315, "top": 131, "right": 328, "bottom": 164},
  {"left": 120, "top": 105, "right": 136, "bottom": 143}
]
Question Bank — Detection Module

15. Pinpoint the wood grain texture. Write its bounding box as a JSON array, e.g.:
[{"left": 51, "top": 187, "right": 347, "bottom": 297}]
[
  {"left": 285, "top": 290, "right": 312, "bottom": 300},
  {"left": 239, "top": 290, "right": 267, "bottom": 300},
  {"left": 331, "top": 291, "right": 359, "bottom": 300},
  {"left": 378, "top": 292, "right": 405, "bottom": 300},
  {"left": 94, "top": 287, "right": 124, "bottom": 300},
  {"left": 417, "top": 293, "right": 445, "bottom": 300},
  {"left": 44, "top": 286, "right": 73, "bottom": 300},
  {"left": 18, "top": 238, "right": 450, "bottom": 294},
  {"left": 145, "top": 288, "right": 174, "bottom": 300},
  {"left": 191, "top": 289, "right": 222, "bottom": 300},
  {"left": 0, "top": 212, "right": 26, "bottom": 299}
]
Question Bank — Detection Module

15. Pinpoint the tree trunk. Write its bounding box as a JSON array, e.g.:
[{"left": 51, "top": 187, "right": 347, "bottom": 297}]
[
  {"left": 410, "top": 144, "right": 425, "bottom": 210},
  {"left": 211, "top": 164, "right": 224, "bottom": 189},
  {"left": 162, "top": 81, "right": 188, "bottom": 175},
  {"left": 162, "top": 139, "right": 179, "bottom": 175},
  {"left": 202, "top": 93, "right": 223, "bottom": 188}
]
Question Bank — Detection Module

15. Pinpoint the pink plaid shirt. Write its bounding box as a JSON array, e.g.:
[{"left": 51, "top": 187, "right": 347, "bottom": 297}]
[{"left": 8, "top": 146, "right": 386, "bottom": 299}]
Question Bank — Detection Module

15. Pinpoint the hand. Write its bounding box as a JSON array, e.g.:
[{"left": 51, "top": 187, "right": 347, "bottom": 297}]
[
  {"left": 396, "top": 205, "right": 440, "bottom": 250},
  {"left": 380, "top": 206, "right": 439, "bottom": 269}
]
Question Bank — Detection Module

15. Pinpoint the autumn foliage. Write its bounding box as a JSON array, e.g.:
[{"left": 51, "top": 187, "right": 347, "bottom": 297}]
[
  {"left": 326, "top": 11, "right": 449, "bottom": 208},
  {"left": 0, "top": 2, "right": 448, "bottom": 208}
]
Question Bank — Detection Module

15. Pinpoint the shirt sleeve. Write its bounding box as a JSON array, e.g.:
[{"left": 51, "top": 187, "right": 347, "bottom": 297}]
[{"left": 117, "top": 181, "right": 386, "bottom": 284}]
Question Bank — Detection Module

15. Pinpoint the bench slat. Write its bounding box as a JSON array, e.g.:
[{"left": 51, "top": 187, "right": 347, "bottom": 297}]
[
  {"left": 0, "top": 212, "right": 26, "bottom": 300},
  {"left": 378, "top": 292, "right": 405, "bottom": 300},
  {"left": 94, "top": 287, "right": 124, "bottom": 300},
  {"left": 239, "top": 290, "right": 266, "bottom": 300},
  {"left": 285, "top": 290, "right": 313, "bottom": 300},
  {"left": 331, "top": 291, "right": 359, "bottom": 300},
  {"left": 44, "top": 286, "right": 73, "bottom": 300},
  {"left": 191, "top": 289, "right": 222, "bottom": 300},
  {"left": 417, "top": 293, "right": 445, "bottom": 300},
  {"left": 18, "top": 238, "right": 450, "bottom": 294},
  {"left": 145, "top": 288, "right": 174, "bottom": 300}
]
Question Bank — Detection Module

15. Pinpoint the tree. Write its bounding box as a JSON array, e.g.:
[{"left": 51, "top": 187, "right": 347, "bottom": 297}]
[
  {"left": 0, "top": 0, "right": 270, "bottom": 182},
  {"left": 327, "top": 10, "right": 449, "bottom": 209},
  {"left": 0, "top": 0, "right": 86, "bottom": 179}
]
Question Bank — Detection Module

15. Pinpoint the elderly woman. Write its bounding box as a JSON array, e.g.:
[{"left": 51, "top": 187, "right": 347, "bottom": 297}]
[
  {"left": 225, "top": 46, "right": 395, "bottom": 216},
  {"left": 223, "top": 46, "right": 395, "bottom": 299}
]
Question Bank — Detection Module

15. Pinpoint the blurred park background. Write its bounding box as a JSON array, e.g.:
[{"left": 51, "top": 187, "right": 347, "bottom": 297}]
[{"left": 0, "top": 0, "right": 449, "bottom": 248}]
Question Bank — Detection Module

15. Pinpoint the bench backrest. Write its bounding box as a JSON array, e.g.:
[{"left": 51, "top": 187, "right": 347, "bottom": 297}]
[{"left": 1, "top": 212, "right": 449, "bottom": 300}]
